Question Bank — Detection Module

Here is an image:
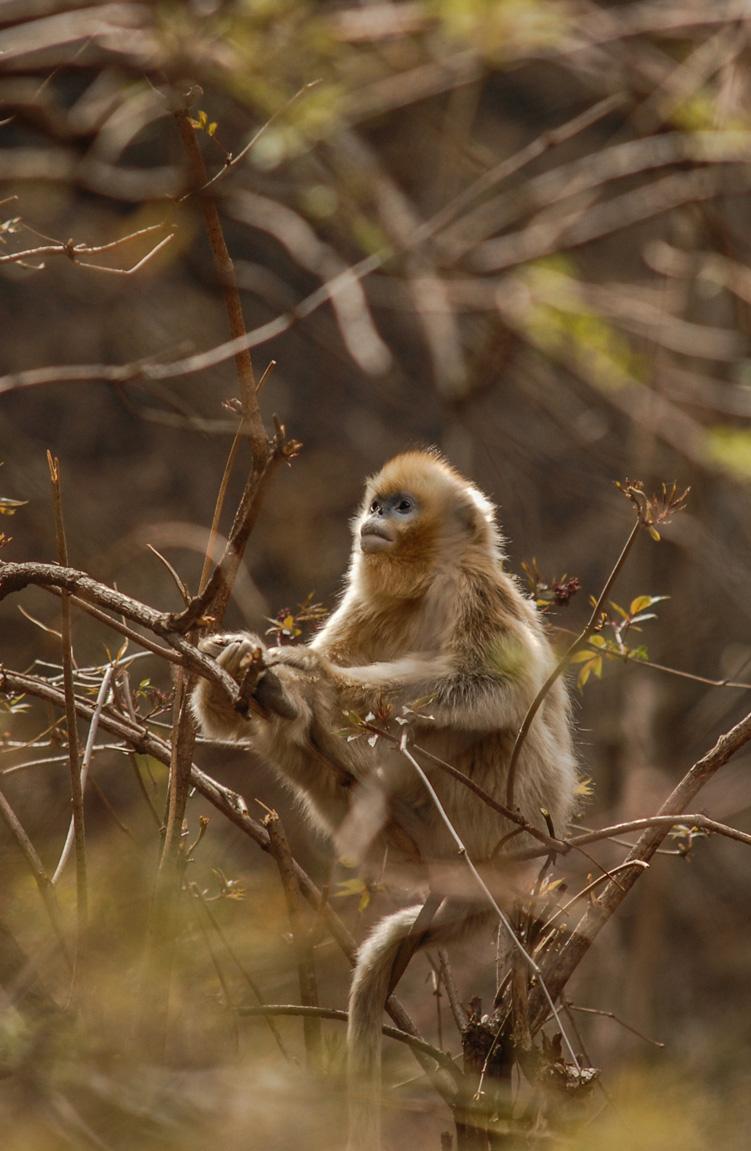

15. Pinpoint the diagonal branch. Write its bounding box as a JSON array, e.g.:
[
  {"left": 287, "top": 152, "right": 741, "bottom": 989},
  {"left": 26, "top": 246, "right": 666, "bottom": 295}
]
[{"left": 518, "top": 708, "right": 751, "bottom": 1033}]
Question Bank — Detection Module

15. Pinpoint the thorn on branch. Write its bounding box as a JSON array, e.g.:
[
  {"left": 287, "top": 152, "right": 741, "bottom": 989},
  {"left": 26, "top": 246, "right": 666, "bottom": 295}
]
[{"left": 271, "top": 413, "right": 303, "bottom": 463}]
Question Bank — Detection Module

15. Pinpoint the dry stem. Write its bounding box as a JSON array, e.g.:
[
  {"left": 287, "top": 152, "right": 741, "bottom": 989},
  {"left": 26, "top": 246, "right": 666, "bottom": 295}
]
[
  {"left": 47, "top": 453, "right": 88, "bottom": 961},
  {"left": 505, "top": 516, "right": 642, "bottom": 809},
  {"left": 264, "top": 810, "right": 322, "bottom": 1067}
]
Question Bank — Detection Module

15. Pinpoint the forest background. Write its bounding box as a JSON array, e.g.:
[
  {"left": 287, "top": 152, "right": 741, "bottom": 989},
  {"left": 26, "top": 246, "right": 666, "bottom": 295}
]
[{"left": 1, "top": 3, "right": 750, "bottom": 1149}]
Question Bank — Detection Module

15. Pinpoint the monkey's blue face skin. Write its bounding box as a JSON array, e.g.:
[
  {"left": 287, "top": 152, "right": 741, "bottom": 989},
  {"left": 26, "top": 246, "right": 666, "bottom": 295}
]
[{"left": 360, "top": 491, "right": 420, "bottom": 553}]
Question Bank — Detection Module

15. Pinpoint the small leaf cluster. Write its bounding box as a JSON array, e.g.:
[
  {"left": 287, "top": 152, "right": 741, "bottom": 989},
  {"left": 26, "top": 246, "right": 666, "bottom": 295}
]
[
  {"left": 187, "top": 109, "right": 218, "bottom": 137},
  {"left": 334, "top": 875, "right": 373, "bottom": 913},
  {"left": 265, "top": 592, "right": 328, "bottom": 644},
  {"left": 0, "top": 472, "right": 27, "bottom": 549},
  {"left": 571, "top": 594, "right": 668, "bottom": 689},
  {"left": 521, "top": 558, "right": 581, "bottom": 612},
  {"left": 667, "top": 823, "right": 710, "bottom": 859},
  {"left": 342, "top": 697, "right": 435, "bottom": 747}
]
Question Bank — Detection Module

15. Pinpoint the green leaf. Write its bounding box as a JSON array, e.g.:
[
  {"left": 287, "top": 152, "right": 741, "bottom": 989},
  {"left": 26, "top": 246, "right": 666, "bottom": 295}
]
[
  {"left": 629, "top": 594, "right": 669, "bottom": 615},
  {"left": 588, "top": 634, "right": 607, "bottom": 649},
  {"left": 570, "top": 650, "right": 594, "bottom": 664}
]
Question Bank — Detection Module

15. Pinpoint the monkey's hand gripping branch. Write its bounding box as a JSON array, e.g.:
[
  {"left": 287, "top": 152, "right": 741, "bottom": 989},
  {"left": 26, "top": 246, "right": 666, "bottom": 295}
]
[{"left": 198, "top": 633, "right": 302, "bottom": 723}]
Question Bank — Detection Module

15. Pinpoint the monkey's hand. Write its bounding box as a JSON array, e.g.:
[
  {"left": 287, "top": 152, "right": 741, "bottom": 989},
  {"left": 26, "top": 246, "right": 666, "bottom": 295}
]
[{"left": 191, "top": 632, "right": 299, "bottom": 742}]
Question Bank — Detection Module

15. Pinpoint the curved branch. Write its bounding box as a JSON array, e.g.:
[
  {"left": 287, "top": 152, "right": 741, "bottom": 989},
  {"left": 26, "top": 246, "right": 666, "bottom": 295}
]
[{"left": 237, "top": 1003, "right": 460, "bottom": 1077}]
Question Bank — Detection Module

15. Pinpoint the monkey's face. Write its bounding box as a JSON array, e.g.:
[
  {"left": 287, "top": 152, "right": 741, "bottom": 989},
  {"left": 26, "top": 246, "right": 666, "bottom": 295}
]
[{"left": 359, "top": 490, "right": 419, "bottom": 555}]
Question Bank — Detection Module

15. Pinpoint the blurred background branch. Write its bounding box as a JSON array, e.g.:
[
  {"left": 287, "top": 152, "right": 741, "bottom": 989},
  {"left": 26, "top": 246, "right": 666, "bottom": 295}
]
[{"left": 1, "top": 2, "right": 751, "bottom": 1149}]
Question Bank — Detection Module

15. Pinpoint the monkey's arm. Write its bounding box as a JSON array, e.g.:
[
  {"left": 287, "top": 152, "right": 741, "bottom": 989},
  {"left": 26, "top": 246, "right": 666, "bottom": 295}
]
[
  {"left": 190, "top": 634, "right": 365, "bottom": 836},
  {"left": 332, "top": 639, "right": 544, "bottom": 733}
]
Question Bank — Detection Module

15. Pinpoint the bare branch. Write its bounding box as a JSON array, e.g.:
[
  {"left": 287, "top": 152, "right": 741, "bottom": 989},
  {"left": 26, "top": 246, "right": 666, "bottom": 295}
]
[
  {"left": 0, "top": 784, "right": 72, "bottom": 968},
  {"left": 398, "top": 734, "right": 581, "bottom": 1072},
  {"left": 0, "top": 664, "right": 448, "bottom": 1098},
  {"left": 520, "top": 708, "right": 751, "bottom": 1029},
  {"left": 505, "top": 516, "right": 642, "bottom": 809},
  {"left": 52, "top": 662, "right": 116, "bottom": 885},
  {"left": 237, "top": 1004, "right": 459, "bottom": 1077},
  {"left": 264, "top": 809, "right": 322, "bottom": 1067},
  {"left": 47, "top": 452, "right": 88, "bottom": 956}
]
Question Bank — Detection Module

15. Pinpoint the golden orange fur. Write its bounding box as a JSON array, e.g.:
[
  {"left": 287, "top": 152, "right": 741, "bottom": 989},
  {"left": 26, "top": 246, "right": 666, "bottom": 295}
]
[{"left": 191, "top": 451, "right": 577, "bottom": 1151}]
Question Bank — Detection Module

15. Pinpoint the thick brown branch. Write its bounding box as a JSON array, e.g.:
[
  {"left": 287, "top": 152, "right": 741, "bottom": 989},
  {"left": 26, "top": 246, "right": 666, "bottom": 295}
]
[{"left": 0, "top": 560, "right": 258, "bottom": 714}]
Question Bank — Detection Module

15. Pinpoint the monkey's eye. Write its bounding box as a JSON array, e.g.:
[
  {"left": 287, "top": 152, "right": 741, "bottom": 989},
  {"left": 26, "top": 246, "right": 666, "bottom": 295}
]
[
  {"left": 395, "top": 498, "right": 414, "bottom": 514},
  {"left": 369, "top": 500, "right": 381, "bottom": 514}
]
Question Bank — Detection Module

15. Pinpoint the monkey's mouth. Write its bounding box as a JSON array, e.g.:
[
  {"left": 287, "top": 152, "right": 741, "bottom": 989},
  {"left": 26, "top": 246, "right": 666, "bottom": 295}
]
[{"left": 360, "top": 525, "right": 395, "bottom": 554}]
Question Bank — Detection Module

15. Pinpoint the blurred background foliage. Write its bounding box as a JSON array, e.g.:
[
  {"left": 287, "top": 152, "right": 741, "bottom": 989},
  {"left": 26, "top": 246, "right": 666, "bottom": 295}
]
[{"left": 1, "top": 1, "right": 750, "bottom": 1147}]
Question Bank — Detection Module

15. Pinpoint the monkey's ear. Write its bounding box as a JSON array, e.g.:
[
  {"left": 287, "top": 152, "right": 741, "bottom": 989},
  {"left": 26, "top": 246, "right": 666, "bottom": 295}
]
[{"left": 454, "top": 492, "right": 490, "bottom": 540}]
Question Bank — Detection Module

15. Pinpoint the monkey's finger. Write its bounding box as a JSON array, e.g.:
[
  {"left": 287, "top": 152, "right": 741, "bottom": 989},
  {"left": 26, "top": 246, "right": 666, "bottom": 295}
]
[
  {"left": 197, "top": 633, "right": 234, "bottom": 658},
  {"left": 254, "top": 670, "right": 299, "bottom": 720},
  {"left": 217, "top": 638, "right": 264, "bottom": 677}
]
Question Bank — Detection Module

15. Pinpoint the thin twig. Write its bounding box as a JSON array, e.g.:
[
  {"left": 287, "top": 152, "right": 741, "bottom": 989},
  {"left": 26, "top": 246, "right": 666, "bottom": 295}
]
[
  {"left": 147, "top": 544, "right": 191, "bottom": 606},
  {"left": 436, "top": 949, "right": 468, "bottom": 1032},
  {"left": 197, "top": 891, "right": 292, "bottom": 1062},
  {"left": 563, "top": 1001, "right": 665, "bottom": 1049},
  {"left": 197, "top": 422, "right": 243, "bottom": 597},
  {"left": 264, "top": 809, "right": 322, "bottom": 1067},
  {"left": 0, "top": 665, "right": 452, "bottom": 1099},
  {"left": 47, "top": 452, "right": 88, "bottom": 962},
  {"left": 138, "top": 665, "right": 196, "bottom": 1051},
  {"left": 189, "top": 892, "right": 241, "bottom": 1053},
  {"left": 538, "top": 862, "right": 650, "bottom": 933},
  {"left": 509, "top": 811, "right": 751, "bottom": 862},
  {"left": 0, "top": 221, "right": 174, "bottom": 268},
  {"left": 398, "top": 733, "right": 581, "bottom": 1072},
  {"left": 174, "top": 103, "right": 257, "bottom": 413},
  {"left": 505, "top": 516, "right": 642, "bottom": 809},
  {"left": 192, "top": 82, "right": 322, "bottom": 197},
  {"left": 52, "top": 663, "right": 116, "bottom": 884},
  {"left": 237, "top": 1004, "right": 458, "bottom": 1073},
  {"left": 0, "top": 785, "right": 72, "bottom": 967}
]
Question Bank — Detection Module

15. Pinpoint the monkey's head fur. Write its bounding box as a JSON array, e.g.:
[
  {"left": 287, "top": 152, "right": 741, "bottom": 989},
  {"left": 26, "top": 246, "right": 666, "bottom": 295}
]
[{"left": 353, "top": 451, "right": 505, "bottom": 599}]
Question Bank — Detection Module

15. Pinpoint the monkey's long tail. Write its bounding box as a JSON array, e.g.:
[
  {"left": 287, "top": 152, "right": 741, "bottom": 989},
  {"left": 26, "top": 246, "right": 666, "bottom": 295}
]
[{"left": 346, "top": 900, "right": 491, "bottom": 1151}]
